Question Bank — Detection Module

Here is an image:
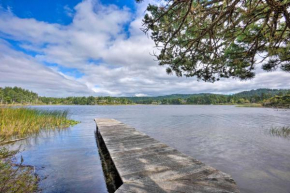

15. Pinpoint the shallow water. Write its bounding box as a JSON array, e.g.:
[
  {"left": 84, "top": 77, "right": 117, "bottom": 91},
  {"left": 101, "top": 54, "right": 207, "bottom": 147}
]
[{"left": 10, "top": 105, "right": 290, "bottom": 193}]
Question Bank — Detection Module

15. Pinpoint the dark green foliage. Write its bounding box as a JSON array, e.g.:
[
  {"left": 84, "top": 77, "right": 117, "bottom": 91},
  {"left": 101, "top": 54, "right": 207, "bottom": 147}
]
[
  {"left": 39, "top": 96, "right": 134, "bottom": 105},
  {"left": 138, "top": 0, "right": 290, "bottom": 82},
  {"left": 0, "top": 87, "right": 38, "bottom": 104}
]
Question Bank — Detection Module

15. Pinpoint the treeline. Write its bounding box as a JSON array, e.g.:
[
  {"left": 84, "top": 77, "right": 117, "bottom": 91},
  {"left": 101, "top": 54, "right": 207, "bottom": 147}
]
[
  {"left": 263, "top": 95, "right": 290, "bottom": 108},
  {"left": 130, "top": 89, "right": 290, "bottom": 105},
  {"left": 40, "top": 96, "right": 133, "bottom": 105},
  {"left": 0, "top": 87, "right": 39, "bottom": 104},
  {"left": 0, "top": 87, "right": 133, "bottom": 105},
  {"left": 1, "top": 87, "right": 290, "bottom": 107}
]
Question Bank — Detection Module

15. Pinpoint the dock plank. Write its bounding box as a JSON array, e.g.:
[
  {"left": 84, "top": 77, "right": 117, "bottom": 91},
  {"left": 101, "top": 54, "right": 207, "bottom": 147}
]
[{"left": 95, "top": 118, "right": 239, "bottom": 193}]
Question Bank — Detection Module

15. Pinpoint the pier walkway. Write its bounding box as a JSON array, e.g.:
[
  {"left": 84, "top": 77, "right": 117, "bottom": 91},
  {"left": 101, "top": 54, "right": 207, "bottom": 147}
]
[{"left": 95, "top": 118, "right": 239, "bottom": 193}]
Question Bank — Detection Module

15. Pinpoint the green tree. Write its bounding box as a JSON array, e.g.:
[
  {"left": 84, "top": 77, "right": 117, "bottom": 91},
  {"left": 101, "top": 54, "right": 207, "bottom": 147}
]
[
  {"left": 87, "top": 96, "right": 95, "bottom": 105},
  {"left": 138, "top": 0, "right": 290, "bottom": 82}
]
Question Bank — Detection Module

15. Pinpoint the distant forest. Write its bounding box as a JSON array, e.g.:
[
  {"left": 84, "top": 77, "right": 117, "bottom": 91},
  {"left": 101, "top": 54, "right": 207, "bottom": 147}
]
[{"left": 0, "top": 87, "right": 290, "bottom": 108}]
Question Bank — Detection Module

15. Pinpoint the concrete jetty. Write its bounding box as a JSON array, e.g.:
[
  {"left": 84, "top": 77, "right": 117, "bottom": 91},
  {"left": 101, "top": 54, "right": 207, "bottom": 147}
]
[{"left": 95, "top": 118, "right": 239, "bottom": 193}]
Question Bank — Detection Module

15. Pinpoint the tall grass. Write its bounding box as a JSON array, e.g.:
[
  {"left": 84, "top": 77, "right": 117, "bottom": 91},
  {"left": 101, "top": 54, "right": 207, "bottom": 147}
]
[
  {"left": 0, "top": 107, "right": 79, "bottom": 144},
  {"left": 269, "top": 126, "right": 290, "bottom": 138},
  {"left": 0, "top": 107, "right": 79, "bottom": 192}
]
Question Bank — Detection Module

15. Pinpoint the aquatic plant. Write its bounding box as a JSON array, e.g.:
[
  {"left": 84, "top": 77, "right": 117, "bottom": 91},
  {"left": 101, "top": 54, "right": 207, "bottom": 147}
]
[
  {"left": 269, "top": 126, "right": 290, "bottom": 138},
  {"left": 0, "top": 147, "right": 38, "bottom": 193},
  {"left": 0, "top": 107, "right": 79, "bottom": 144}
]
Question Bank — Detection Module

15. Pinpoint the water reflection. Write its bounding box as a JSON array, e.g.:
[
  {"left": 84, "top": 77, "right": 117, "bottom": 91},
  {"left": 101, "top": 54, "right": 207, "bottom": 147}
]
[{"left": 7, "top": 128, "right": 72, "bottom": 150}]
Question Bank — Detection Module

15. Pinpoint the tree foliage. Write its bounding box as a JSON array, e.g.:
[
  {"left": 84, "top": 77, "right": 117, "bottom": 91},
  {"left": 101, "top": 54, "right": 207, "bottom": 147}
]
[
  {"left": 0, "top": 87, "right": 38, "bottom": 104},
  {"left": 138, "top": 0, "right": 290, "bottom": 82},
  {"left": 263, "top": 94, "right": 290, "bottom": 107},
  {"left": 128, "top": 88, "right": 290, "bottom": 104},
  {"left": 0, "top": 87, "right": 133, "bottom": 105}
]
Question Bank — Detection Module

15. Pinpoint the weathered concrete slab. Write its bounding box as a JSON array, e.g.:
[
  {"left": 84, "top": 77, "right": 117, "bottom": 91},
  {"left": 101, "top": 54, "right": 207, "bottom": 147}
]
[{"left": 95, "top": 118, "right": 239, "bottom": 193}]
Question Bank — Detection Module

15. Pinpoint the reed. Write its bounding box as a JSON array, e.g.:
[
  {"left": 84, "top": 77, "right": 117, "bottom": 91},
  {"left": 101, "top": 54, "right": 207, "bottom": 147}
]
[
  {"left": 0, "top": 107, "right": 79, "bottom": 144},
  {"left": 269, "top": 126, "right": 290, "bottom": 138},
  {"left": 0, "top": 107, "right": 79, "bottom": 192}
]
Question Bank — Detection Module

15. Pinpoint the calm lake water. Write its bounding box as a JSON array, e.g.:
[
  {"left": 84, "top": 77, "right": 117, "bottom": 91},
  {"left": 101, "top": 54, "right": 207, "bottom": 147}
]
[{"left": 10, "top": 105, "right": 290, "bottom": 193}]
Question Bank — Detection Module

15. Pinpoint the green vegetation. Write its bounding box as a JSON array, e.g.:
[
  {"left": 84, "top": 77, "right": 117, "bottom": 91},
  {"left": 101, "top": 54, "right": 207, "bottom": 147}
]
[
  {"left": 138, "top": 0, "right": 290, "bottom": 82},
  {"left": 0, "top": 147, "right": 38, "bottom": 193},
  {"left": 263, "top": 95, "right": 290, "bottom": 108},
  {"left": 0, "top": 87, "right": 38, "bottom": 105},
  {"left": 0, "top": 87, "right": 133, "bottom": 105},
  {"left": 0, "top": 107, "right": 79, "bottom": 192},
  {"left": 236, "top": 103, "right": 262, "bottom": 108},
  {"left": 0, "top": 108, "right": 79, "bottom": 144},
  {"left": 1, "top": 86, "right": 290, "bottom": 107},
  {"left": 127, "top": 89, "right": 290, "bottom": 106},
  {"left": 269, "top": 126, "right": 290, "bottom": 138},
  {"left": 40, "top": 96, "right": 133, "bottom": 105}
]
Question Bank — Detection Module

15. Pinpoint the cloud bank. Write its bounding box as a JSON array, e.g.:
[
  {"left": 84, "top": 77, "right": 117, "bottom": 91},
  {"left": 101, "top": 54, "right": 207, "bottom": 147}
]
[{"left": 0, "top": 0, "right": 289, "bottom": 97}]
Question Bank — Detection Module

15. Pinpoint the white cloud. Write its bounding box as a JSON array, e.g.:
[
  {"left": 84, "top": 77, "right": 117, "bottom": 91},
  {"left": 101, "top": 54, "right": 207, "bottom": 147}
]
[
  {"left": 64, "top": 5, "right": 74, "bottom": 18},
  {"left": 0, "top": 0, "right": 289, "bottom": 97},
  {"left": 135, "top": 93, "right": 149, "bottom": 97},
  {"left": 0, "top": 40, "right": 92, "bottom": 97}
]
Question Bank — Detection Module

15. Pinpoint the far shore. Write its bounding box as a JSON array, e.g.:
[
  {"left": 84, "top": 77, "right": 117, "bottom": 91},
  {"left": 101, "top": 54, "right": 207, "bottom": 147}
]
[{"left": 2, "top": 103, "right": 289, "bottom": 109}]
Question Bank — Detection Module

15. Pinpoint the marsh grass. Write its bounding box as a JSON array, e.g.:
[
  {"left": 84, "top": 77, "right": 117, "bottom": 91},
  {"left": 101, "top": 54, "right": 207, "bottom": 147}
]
[
  {"left": 0, "top": 107, "right": 79, "bottom": 144},
  {"left": 269, "top": 126, "right": 290, "bottom": 138},
  {"left": 0, "top": 107, "right": 79, "bottom": 192},
  {"left": 236, "top": 103, "right": 262, "bottom": 107}
]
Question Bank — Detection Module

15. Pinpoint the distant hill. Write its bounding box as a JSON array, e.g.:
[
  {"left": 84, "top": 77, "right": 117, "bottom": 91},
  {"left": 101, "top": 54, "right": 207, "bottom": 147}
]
[
  {"left": 126, "top": 89, "right": 290, "bottom": 104},
  {"left": 233, "top": 88, "right": 289, "bottom": 97}
]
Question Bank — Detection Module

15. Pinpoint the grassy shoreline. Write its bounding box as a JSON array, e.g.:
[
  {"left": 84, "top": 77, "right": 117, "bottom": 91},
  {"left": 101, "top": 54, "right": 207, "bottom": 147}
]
[
  {"left": 0, "top": 107, "right": 79, "bottom": 192},
  {"left": 235, "top": 103, "right": 263, "bottom": 108},
  {"left": 0, "top": 108, "right": 79, "bottom": 144}
]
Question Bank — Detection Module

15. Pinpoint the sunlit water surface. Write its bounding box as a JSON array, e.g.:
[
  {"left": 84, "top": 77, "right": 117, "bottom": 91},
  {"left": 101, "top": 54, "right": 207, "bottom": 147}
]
[{"left": 10, "top": 105, "right": 290, "bottom": 193}]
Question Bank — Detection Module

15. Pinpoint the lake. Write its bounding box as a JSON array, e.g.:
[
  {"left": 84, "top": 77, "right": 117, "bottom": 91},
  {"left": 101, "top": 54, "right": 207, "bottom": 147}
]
[{"left": 10, "top": 105, "right": 290, "bottom": 193}]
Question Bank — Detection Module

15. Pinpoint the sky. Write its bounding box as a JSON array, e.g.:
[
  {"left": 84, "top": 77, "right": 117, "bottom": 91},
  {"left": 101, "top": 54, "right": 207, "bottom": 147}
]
[{"left": 0, "top": 0, "right": 289, "bottom": 97}]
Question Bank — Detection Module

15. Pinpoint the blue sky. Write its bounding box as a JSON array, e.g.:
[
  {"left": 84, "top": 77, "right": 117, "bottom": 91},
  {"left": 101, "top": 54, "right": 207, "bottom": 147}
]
[
  {"left": 0, "top": 0, "right": 135, "bottom": 80},
  {"left": 0, "top": 0, "right": 136, "bottom": 23},
  {"left": 0, "top": 0, "right": 290, "bottom": 97}
]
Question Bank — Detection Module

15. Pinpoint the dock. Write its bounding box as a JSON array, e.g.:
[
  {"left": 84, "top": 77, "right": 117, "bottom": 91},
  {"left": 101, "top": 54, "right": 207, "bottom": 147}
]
[{"left": 95, "top": 118, "right": 239, "bottom": 193}]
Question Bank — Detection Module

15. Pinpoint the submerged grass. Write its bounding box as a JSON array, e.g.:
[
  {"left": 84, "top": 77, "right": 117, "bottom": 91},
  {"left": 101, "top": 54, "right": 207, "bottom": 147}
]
[
  {"left": 269, "top": 126, "right": 290, "bottom": 138},
  {"left": 0, "top": 147, "right": 38, "bottom": 193},
  {"left": 0, "top": 107, "right": 79, "bottom": 144}
]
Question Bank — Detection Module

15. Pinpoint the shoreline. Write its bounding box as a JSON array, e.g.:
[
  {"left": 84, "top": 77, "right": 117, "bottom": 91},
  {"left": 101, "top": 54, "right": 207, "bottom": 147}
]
[{"left": 1, "top": 103, "right": 289, "bottom": 109}]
